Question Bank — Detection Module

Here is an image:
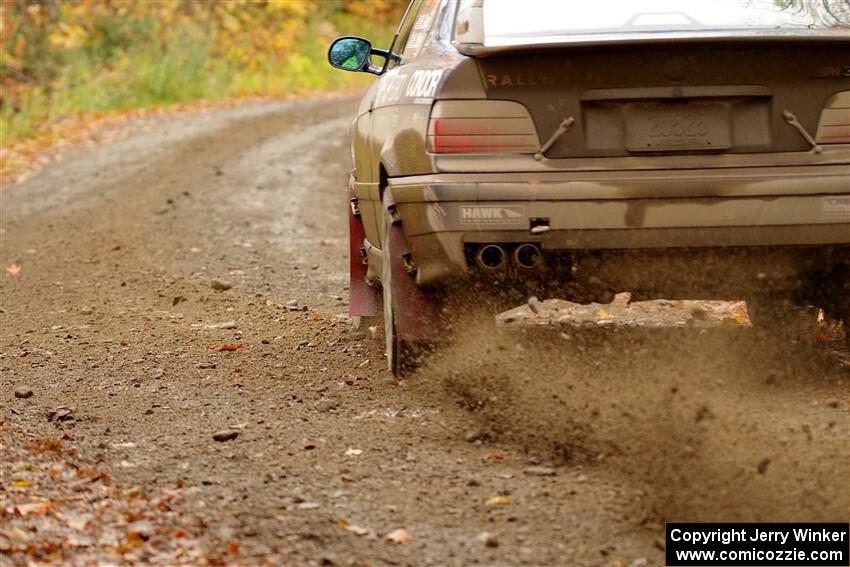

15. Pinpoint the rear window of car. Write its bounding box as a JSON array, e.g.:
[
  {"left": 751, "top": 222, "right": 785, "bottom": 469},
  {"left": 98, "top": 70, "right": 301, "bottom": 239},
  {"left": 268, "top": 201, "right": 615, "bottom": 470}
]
[{"left": 481, "top": 0, "right": 850, "bottom": 45}]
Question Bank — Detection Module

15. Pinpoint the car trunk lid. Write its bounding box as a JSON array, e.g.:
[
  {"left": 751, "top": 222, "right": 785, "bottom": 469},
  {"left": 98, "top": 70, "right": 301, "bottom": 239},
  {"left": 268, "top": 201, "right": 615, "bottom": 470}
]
[{"left": 472, "top": 42, "right": 849, "bottom": 158}]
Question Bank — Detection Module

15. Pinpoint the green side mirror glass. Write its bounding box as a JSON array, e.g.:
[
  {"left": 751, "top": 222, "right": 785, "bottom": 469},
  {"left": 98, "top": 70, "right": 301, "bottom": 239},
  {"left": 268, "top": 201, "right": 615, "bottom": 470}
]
[{"left": 328, "top": 37, "right": 372, "bottom": 72}]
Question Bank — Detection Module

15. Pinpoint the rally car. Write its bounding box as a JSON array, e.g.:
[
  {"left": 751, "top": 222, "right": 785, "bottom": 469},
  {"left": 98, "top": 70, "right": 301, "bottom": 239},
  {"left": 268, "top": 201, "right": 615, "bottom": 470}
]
[{"left": 329, "top": 0, "right": 850, "bottom": 374}]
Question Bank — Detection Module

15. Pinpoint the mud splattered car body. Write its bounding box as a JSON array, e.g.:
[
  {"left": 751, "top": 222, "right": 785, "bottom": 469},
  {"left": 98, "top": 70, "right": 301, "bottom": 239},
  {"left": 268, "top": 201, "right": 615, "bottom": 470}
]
[{"left": 330, "top": 0, "right": 850, "bottom": 373}]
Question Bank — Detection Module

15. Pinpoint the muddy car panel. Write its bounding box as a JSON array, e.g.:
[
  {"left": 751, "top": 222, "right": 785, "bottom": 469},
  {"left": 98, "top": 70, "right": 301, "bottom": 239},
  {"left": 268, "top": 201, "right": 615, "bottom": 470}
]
[{"left": 336, "top": 0, "right": 850, "bottom": 325}]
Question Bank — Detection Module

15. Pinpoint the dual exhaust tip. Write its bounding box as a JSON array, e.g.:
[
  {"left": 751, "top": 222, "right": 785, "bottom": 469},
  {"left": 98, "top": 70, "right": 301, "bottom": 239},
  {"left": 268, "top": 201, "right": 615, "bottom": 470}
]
[{"left": 476, "top": 243, "right": 543, "bottom": 271}]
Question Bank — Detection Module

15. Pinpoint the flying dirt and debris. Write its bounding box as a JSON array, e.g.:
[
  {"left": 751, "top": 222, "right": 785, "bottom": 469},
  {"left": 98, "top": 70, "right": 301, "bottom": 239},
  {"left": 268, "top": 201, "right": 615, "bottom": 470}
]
[
  {"left": 497, "top": 292, "right": 752, "bottom": 329},
  {"left": 1, "top": 98, "right": 848, "bottom": 566}
]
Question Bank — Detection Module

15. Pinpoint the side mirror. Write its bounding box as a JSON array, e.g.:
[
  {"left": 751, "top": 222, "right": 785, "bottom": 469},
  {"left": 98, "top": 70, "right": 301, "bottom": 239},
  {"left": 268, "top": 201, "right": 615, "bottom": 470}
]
[
  {"left": 328, "top": 36, "right": 392, "bottom": 75},
  {"left": 328, "top": 36, "right": 373, "bottom": 72}
]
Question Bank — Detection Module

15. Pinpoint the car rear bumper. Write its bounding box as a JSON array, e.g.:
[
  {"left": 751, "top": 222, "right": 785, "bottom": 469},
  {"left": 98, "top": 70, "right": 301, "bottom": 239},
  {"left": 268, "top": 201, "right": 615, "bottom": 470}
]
[{"left": 386, "top": 164, "right": 850, "bottom": 286}]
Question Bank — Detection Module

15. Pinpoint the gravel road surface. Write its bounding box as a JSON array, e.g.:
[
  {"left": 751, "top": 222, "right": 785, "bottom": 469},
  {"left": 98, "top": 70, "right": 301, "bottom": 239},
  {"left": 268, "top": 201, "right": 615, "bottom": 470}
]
[{"left": 2, "top": 96, "right": 848, "bottom": 566}]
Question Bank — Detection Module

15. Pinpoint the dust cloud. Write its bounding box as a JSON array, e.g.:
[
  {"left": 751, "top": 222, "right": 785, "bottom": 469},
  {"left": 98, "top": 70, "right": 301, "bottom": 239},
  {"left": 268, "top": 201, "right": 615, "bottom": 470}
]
[{"left": 414, "top": 304, "right": 850, "bottom": 524}]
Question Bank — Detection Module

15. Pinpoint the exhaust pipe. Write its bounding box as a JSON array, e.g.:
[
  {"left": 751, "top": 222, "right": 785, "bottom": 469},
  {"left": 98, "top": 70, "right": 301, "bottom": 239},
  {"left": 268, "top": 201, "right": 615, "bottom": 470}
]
[
  {"left": 513, "top": 243, "right": 543, "bottom": 270},
  {"left": 476, "top": 244, "right": 508, "bottom": 271}
]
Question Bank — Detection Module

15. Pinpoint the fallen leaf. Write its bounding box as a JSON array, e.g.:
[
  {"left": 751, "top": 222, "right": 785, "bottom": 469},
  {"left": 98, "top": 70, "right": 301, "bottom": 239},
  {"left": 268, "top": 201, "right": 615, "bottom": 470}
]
[
  {"left": 5, "top": 263, "right": 22, "bottom": 277},
  {"left": 485, "top": 452, "right": 506, "bottom": 461},
  {"left": 338, "top": 518, "right": 373, "bottom": 537},
  {"left": 15, "top": 501, "right": 51, "bottom": 515},
  {"left": 484, "top": 496, "right": 511, "bottom": 506},
  {"left": 77, "top": 467, "right": 99, "bottom": 478},
  {"left": 125, "top": 531, "right": 145, "bottom": 547},
  {"left": 11, "top": 480, "right": 32, "bottom": 488},
  {"left": 208, "top": 344, "right": 245, "bottom": 351},
  {"left": 7, "top": 526, "right": 30, "bottom": 543},
  {"left": 62, "top": 512, "right": 90, "bottom": 531},
  {"left": 734, "top": 312, "right": 751, "bottom": 325},
  {"left": 384, "top": 527, "right": 414, "bottom": 544}
]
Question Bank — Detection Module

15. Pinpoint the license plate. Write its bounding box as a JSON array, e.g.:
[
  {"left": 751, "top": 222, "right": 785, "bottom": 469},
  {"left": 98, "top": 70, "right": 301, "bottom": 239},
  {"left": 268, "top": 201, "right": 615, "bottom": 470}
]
[{"left": 625, "top": 103, "right": 730, "bottom": 152}]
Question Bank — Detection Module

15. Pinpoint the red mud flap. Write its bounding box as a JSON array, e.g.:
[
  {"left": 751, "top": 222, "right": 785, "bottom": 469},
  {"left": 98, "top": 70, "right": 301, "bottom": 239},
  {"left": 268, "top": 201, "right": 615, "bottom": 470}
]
[
  {"left": 348, "top": 182, "right": 380, "bottom": 318},
  {"left": 384, "top": 191, "right": 444, "bottom": 344},
  {"left": 497, "top": 292, "right": 752, "bottom": 329}
]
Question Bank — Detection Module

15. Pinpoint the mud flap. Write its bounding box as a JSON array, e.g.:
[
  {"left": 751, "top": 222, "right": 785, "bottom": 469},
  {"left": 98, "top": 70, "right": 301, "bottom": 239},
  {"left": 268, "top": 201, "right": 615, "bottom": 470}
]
[
  {"left": 348, "top": 181, "right": 380, "bottom": 318},
  {"left": 383, "top": 190, "right": 444, "bottom": 343}
]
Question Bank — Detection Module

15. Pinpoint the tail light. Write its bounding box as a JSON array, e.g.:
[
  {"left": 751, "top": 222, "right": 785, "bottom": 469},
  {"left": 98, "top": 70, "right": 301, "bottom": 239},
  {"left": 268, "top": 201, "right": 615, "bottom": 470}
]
[
  {"left": 815, "top": 91, "right": 850, "bottom": 145},
  {"left": 427, "top": 100, "right": 540, "bottom": 153}
]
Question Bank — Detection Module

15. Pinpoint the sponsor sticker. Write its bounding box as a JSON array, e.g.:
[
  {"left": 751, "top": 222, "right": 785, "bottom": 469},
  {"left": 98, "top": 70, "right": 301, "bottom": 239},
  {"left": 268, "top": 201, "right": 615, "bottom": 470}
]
[
  {"left": 822, "top": 197, "right": 850, "bottom": 222},
  {"left": 405, "top": 69, "right": 443, "bottom": 99},
  {"left": 459, "top": 205, "right": 526, "bottom": 226}
]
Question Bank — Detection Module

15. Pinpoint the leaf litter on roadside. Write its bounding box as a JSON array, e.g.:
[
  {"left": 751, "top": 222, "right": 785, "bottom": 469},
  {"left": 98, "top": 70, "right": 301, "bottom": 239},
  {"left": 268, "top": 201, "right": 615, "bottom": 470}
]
[{"left": 0, "top": 421, "right": 206, "bottom": 564}]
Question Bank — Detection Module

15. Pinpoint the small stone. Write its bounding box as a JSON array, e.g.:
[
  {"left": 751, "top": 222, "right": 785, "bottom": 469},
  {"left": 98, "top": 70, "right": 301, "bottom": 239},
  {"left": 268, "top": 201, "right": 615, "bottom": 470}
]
[
  {"left": 464, "top": 429, "right": 484, "bottom": 443},
  {"left": 216, "top": 526, "right": 235, "bottom": 540},
  {"left": 14, "top": 387, "right": 33, "bottom": 399},
  {"left": 315, "top": 399, "right": 339, "bottom": 413},
  {"left": 467, "top": 478, "right": 481, "bottom": 487},
  {"left": 527, "top": 296, "right": 541, "bottom": 314},
  {"left": 49, "top": 407, "right": 74, "bottom": 421},
  {"left": 206, "top": 321, "right": 237, "bottom": 330},
  {"left": 197, "top": 362, "right": 216, "bottom": 369},
  {"left": 210, "top": 280, "right": 232, "bottom": 291},
  {"left": 286, "top": 299, "right": 299, "bottom": 307},
  {"left": 80, "top": 306, "right": 94, "bottom": 315},
  {"left": 523, "top": 466, "right": 556, "bottom": 476},
  {"left": 477, "top": 531, "right": 499, "bottom": 548},
  {"left": 212, "top": 430, "right": 238, "bottom": 442}
]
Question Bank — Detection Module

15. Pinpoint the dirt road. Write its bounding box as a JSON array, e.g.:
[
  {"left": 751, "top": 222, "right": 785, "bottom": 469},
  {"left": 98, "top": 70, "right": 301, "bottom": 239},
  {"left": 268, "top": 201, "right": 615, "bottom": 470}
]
[{"left": 2, "top": 96, "right": 848, "bottom": 566}]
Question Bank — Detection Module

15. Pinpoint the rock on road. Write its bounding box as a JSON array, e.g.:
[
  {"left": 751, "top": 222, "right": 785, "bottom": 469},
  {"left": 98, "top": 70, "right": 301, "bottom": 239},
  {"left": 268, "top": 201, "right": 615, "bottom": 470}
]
[{"left": 1, "top": 96, "right": 848, "bottom": 566}]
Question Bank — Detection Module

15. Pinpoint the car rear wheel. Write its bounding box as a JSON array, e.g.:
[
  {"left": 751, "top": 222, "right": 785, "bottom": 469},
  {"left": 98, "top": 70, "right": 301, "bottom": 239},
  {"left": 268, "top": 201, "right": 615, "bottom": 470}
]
[{"left": 382, "top": 209, "right": 416, "bottom": 376}]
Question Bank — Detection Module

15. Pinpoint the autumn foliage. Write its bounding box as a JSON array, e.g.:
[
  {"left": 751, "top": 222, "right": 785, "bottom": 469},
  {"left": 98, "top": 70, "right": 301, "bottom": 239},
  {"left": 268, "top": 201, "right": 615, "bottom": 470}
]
[{"left": 0, "top": 0, "right": 404, "bottom": 151}]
